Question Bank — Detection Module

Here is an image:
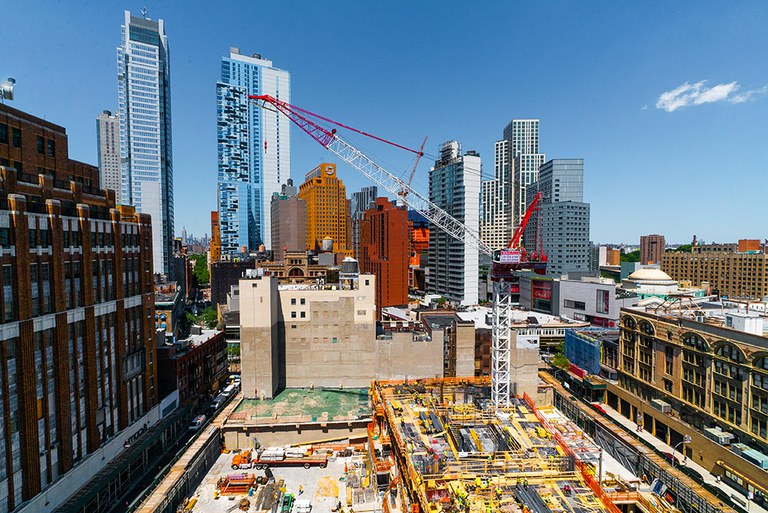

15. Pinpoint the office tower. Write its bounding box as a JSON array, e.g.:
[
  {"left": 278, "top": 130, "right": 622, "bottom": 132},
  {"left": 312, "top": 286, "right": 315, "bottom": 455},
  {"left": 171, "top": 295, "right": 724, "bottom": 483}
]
[
  {"left": 480, "top": 140, "right": 512, "bottom": 250},
  {"left": 503, "top": 119, "right": 545, "bottom": 227},
  {"left": 0, "top": 103, "right": 157, "bottom": 511},
  {"left": 271, "top": 179, "right": 306, "bottom": 261},
  {"left": 299, "top": 163, "right": 351, "bottom": 255},
  {"left": 359, "top": 197, "right": 409, "bottom": 316},
  {"left": 525, "top": 159, "right": 590, "bottom": 276},
  {"left": 118, "top": 10, "right": 174, "bottom": 277},
  {"left": 640, "top": 234, "right": 666, "bottom": 265},
  {"left": 426, "top": 141, "right": 480, "bottom": 305},
  {"left": 217, "top": 48, "right": 291, "bottom": 254},
  {"left": 96, "top": 110, "right": 121, "bottom": 202},
  {"left": 350, "top": 185, "right": 378, "bottom": 258}
]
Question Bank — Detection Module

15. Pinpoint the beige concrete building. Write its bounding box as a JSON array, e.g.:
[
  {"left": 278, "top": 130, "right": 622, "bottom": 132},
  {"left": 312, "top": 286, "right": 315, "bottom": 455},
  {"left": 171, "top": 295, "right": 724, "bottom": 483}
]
[
  {"left": 662, "top": 250, "right": 768, "bottom": 299},
  {"left": 239, "top": 274, "right": 445, "bottom": 398}
]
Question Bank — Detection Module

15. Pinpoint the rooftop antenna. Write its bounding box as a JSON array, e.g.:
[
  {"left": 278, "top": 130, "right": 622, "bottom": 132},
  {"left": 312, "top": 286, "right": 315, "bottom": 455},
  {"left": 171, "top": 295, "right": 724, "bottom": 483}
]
[{"left": 141, "top": 6, "right": 148, "bottom": 19}]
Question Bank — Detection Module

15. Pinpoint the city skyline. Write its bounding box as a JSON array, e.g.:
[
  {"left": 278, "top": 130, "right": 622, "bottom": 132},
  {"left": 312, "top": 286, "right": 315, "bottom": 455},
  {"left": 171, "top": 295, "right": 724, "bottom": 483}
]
[{"left": 3, "top": 1, "right": 768, "bottom": 243}]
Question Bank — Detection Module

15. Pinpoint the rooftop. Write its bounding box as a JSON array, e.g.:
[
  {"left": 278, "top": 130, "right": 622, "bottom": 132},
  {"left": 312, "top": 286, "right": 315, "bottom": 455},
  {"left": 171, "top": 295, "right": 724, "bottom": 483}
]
[{"left": 232, "top": 388, "right": 370, "bottom": 423}]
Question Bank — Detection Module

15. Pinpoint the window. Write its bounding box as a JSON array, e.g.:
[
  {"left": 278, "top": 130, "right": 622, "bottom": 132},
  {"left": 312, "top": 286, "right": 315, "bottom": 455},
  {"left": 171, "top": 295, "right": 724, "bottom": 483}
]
[
  {"left": 37, "top": 136, "right": 44, "bottom": 154},
  {"left": 300, "top": 298, "right": 305, "bottom": 305},
  {"left": 2, "top": 265, "right": 13, "bottom": 321},
  {"left": 0, "top": 227, "right": 10, "bottom": 247},
  {"left": 0, "top": 123, "right": 7, "bottom": 144},
  {"left": 290, "top": 298, "right": 296, "bottom": 305},
  {"left": 11, "top": 128, "right": 21, "bottom": 148},
  {"left": 564, "top": 299, "right": 586, "bottom": 310},
  {"left": 300, "top": 311, "right": 306, "bottom": 318},
  {"left": 291, "top": 311, "right": 296, "bottom": 318},
  {"left": 596, "top": 289, "right": 610, "bottom": 314},
  {"left": 47, "top": 140, "right": 56, "bottom": 157}
]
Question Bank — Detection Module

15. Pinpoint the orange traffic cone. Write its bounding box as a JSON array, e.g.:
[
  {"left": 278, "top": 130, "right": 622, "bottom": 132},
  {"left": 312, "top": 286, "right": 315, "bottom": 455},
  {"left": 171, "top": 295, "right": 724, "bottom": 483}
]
[{"left": 344, "top": 462, "right": 348, "bottom": 473}]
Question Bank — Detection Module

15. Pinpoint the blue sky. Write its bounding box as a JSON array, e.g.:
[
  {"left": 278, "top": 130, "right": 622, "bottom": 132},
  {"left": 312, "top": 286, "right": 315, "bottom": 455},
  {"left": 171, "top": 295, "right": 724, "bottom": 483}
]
[{"left": 3, "top": 1, "right": 767, "bottom": 244}]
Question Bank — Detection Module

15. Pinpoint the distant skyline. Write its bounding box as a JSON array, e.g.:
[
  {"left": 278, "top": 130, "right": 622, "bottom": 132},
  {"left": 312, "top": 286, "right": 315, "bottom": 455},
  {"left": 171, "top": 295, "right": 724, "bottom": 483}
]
[{"left": 2, "top": 1, "right": 767, "bottom": 244}]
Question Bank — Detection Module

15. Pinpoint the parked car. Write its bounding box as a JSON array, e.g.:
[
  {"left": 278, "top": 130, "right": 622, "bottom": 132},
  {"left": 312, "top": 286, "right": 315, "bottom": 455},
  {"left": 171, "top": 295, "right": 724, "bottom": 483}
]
[{"left": 188, "top": 415, "right": 206, "bottom": 432}]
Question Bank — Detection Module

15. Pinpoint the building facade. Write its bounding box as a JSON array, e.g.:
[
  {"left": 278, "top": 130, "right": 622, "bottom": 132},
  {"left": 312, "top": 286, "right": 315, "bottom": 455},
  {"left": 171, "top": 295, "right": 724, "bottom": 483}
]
[
  {"left": 350, "top": 186, "right": 377, "bottom": 258},
  {"left": 239, "top": 273, "right": 446, "bottom": 399},
  {"left": 298, "top": 163, "right": 351, "bottom": 255},
  {"left": 640, "top": 234, "right": 665, "bottom": 265},
  {"left": 662, "top": 250, "right": 768, "bottom": 300},
  {"left": 503, "top": 119, "right": 545, "bottom": 227},
  {"left": 614, "top": 305, "right": 768, "bottom": 498},
  {"left": 96, "top": 110, "right": 120, "bottom": 203},
  {"left": 426, "top": 141, "right": 480, "bottom": 305},
  {"left": 525, "top": 159, "right": 590, "bottom": 276},
  {"left": 1, "top": 103, "right": 158, "bottom": 511},
  {"left": 156, "top": 330, "right": 228, "bottom": 405},
  {"left": 209, "top": 211, "right": 221, "bottom": 265},
  {"left": 118, "top": 10, "right": 174, "bottom": 277},
  {"left": 359, "top": 198, "right": 409, "bottom": 316},
  {"left": 216, "top": 48, "right": 290, "bottom": 254},
  {"left": 480, "top": 140, "right": 512, "bottom": 250},
  {"left": 270, "top": 179, "right": 306, "bottom": 261}
]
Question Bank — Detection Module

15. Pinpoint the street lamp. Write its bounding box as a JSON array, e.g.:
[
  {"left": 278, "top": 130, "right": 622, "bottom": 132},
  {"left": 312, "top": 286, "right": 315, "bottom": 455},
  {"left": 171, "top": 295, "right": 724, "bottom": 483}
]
[{"left": 671, "top": 434, "right": 692, "bottom": 469}]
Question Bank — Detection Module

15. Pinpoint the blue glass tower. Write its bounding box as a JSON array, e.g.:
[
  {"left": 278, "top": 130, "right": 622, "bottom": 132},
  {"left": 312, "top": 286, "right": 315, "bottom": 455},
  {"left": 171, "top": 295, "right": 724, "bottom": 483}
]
[
  {"left": 217, "top": 48, "right": 290, "bottom": 254},
  {"left": 118, "top": 10, "right": 174, "bottom": 276}
]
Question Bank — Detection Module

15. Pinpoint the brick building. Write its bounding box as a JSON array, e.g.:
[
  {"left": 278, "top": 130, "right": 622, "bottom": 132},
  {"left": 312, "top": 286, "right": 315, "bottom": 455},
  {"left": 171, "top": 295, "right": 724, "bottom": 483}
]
[
  {"left": 156, "top": 329, "right": 228, "bottom": 405},
  {"left": 298, "top": 163, "right": 351, "bottom": 255},
  {"left": 640, "top": 234, "right": 665, "bottom": 265},
  {"left": 0, "top": 103, "right": 157, "bottom": 510},
  {"left": 359, "top": 198, "right": 409, "bottom": 317}
]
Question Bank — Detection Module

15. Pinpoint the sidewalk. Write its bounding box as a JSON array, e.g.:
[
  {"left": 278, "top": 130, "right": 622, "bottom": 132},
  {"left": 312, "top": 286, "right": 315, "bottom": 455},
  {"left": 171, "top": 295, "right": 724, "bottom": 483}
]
[{"left": 601, "top": 404, "right": 767, "bottom": 513}]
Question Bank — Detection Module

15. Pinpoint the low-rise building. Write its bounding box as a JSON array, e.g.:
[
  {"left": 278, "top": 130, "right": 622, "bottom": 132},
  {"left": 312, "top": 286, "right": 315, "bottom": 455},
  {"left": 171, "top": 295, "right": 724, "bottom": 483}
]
[
  {"left": 519, "top": 273, "right": 638, "bottom": 328},
  {"left": 155, "top": 280, "right": 186, "bottom": 340},
  {"left": 612, "top": 300, "right": 768, "bottom": 498},
  {"left": 156, "top": 328, "right": 228, "bottom": 405}
]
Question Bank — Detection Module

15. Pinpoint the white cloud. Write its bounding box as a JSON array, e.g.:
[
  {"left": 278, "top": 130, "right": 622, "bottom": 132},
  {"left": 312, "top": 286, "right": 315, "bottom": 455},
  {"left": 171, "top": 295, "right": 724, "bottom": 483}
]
[{"left": 656, "top": 80, "right": 768, "bottom": 112}]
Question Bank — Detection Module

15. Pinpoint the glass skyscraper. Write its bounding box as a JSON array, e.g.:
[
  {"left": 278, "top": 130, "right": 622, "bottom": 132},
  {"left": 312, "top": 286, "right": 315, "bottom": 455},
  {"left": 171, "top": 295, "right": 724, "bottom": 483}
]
[
  {"left": 217, "top": 48, "right": 290, "bottom": 254},
  {"left": 118, "top": 10, "right": 174, "bottom": 276}
]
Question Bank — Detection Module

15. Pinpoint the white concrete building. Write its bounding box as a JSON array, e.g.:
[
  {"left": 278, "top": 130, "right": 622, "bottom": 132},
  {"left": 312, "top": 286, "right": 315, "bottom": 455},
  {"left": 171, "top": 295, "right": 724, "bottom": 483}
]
[
  {"left": 96, "top": 110, "right": 121, "bottom": 203},
  {"left": 503, "top": 119, "right": 545, "bottom": 227},
  {"left": 481, "top": 140, "right": 512, "bottom": 250},
  {"left": 426, "top": 141, "right": 480, "bottom": 305}
]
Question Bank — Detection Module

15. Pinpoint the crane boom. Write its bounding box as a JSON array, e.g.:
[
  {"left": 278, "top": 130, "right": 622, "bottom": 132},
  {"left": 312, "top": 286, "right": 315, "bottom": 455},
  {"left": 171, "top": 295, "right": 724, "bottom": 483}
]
[
  {"left": 250, "top": 94, "right": 493, "bottom": 256},
  {"left": 507, "top": 192, "right": 542, "bottom": 249},
  {"left": 250, "top": 94, "right": 519, "bottom": 410}
]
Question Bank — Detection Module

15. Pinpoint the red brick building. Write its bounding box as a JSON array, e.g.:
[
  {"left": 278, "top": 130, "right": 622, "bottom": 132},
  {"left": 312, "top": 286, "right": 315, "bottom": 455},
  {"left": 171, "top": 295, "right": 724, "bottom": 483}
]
[
  {"left": 0, "top": 103, "right": 157, "bottom": 508},
  {"left": 359, "top": 198, "right": 408, "bottom": 317},
  {"left": 156, "top": 329, "right": 228, "bottom": 405}
]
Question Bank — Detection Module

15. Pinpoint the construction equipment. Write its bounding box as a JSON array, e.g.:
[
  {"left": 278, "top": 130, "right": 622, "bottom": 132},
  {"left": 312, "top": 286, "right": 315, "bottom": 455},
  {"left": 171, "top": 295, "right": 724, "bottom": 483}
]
[
  {"left": 398, "top": 136, "right": 427, "bottom": 202},
  {"left": 249, "top": 95, "right": 546, "bottom": 408}
]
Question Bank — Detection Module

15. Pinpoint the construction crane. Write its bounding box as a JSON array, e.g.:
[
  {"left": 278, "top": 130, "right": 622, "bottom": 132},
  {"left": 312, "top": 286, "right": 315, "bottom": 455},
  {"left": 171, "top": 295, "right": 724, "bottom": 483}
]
[
  {"left": 249, "top": 94, "right": 545, "bottom": 408},
  {"left": 398, "top": 136, "right": 427, "bottom": 202}
]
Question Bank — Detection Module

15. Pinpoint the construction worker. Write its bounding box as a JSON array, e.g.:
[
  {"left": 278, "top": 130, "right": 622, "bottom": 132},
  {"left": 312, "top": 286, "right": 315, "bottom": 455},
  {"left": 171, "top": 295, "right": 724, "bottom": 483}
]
[
  {"left": 299, "top": 485, "right": 303, "bottom": 495},
  {"left": 496, "top": 487, "right": 502, "bottom": 499}
]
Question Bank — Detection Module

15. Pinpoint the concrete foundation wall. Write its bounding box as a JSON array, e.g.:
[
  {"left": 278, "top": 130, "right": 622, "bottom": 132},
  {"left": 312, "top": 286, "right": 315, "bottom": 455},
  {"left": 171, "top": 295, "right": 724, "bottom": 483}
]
[
  {"left": 454, "top": 322, "right": 476, "bottom": 377},
  {"left": 223, "top": 423, "right": 370, "bottom": 450},
  {"left": 376, "top": 332, "right": 443, "bottom": 381}
]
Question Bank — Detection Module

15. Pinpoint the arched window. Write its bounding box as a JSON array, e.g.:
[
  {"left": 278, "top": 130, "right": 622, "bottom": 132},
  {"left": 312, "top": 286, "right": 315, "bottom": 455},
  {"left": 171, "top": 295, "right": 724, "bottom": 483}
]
[
  {"left": 682, "top": 333, "right": 709, "bottom": 352},
  {"left": 623, "top": 316, "right": 637, "bottom": 330},
  {"left": 288, "top": 267, "right": 305, "bottom": 277},
  {"left": 639, "top": 320, "right": 654, "bottom": 336},
  {"left": 715, "top": 342, "right": 745, "bottom": 364}
]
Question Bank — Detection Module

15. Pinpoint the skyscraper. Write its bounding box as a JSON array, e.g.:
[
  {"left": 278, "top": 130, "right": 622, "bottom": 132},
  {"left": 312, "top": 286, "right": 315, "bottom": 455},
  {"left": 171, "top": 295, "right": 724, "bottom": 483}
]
[
  {"left": 299, "top": 163, "right": 351, "bottom": 255},
  {"left": 118, "top": 10, "right": 174, "bottom": 276},
  {"left": 480, "top": 140, "right": 512, "bottom": 250},
  {"left": 525, "top": 159, "right": 590, "bottom": 276},
  {"left": 217, "top": 48, "right": 290, "bottom": 255},
  {"left": 427, "top": 141, "right": 480, "bottom": 305},
  {"left": 350, "top": 185, "right": 377, "bottom": 258},
  {"left": 271, "top": 179, "right": 306, "bottom": 261},
  {"left": 503, "top": 119, "right": 545, "bottom": 227},
  {"left": 359, "top": 197, "right": 409, "bottom": 316},
  {"left": 96, "top": 110, "right": 120, "bottom": 202}
]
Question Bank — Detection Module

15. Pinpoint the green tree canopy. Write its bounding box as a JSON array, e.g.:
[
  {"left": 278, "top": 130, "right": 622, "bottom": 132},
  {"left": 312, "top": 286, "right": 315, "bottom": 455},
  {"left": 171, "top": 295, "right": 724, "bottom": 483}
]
[{"left": 188, "top": 254, "right": 209, "bottom": 286}]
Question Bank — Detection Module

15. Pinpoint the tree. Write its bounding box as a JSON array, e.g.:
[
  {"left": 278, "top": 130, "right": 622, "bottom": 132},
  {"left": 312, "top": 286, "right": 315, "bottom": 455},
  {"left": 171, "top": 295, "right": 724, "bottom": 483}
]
[
  {"left": 201, "top": 307, "right": 218, "bottom": 329},
  {"left": 188, "top": 254, "right": 209, "bottom": 286},
  {"left": 674, "top": 244, "right": 692, "bottom": 253},
  {"left": 620, "top": 250, "right": 640, "bottom": 263}
]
